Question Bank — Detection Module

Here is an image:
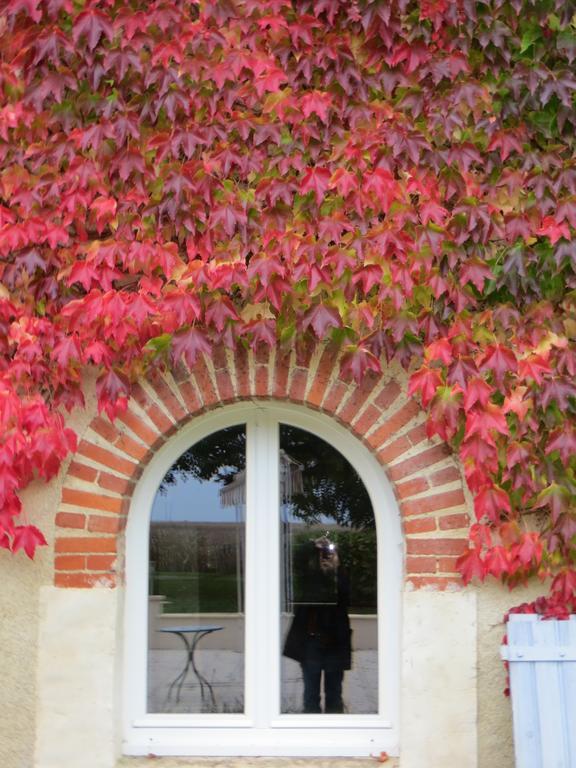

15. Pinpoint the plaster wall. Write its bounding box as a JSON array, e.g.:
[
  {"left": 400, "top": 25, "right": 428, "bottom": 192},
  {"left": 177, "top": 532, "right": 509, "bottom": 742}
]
[
  {"left": 0, "top": 489, "right": 52, "bottom": 768},
  {"left": 400, "top": 589, "right": 478, "bottom": 768},
  {"left": 0, "top": 378, "right": 97, "bottom": 768},
  {"left": 34, "top": 586, "right": 122, "bottom": 768}
]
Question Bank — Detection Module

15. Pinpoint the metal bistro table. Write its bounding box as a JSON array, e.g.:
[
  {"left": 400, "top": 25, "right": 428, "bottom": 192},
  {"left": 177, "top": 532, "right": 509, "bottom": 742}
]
[{"left": 159, "top": 625, "right": 223, "bottom": 711}]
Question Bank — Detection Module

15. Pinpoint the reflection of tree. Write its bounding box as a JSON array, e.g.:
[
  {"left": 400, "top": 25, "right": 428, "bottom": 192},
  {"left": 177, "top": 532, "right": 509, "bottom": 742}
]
[
  {"left": 159, "top": 424, "right": 374, "bottom": 530},
  {"left": 281, "top": 425, "right": 374, "bottom": 530},
  {"left": 159, "top": 425, "right": 246, "bottom": 490}
]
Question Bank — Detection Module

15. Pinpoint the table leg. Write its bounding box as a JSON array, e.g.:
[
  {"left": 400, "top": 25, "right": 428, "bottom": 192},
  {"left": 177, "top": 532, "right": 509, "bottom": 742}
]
[
  {"left": 161, "top": 630, "right": 218, "bottom": 712},
  {"left": 189, "top": 631, "right": 217, "bottom": 711}
]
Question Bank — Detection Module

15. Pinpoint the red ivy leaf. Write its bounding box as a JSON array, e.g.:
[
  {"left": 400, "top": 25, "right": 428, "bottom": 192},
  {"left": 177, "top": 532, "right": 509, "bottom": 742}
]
[
  {"left": 171, "top": 327, "right": 212, "bottom": 367},
  {"left": 457, "top": 547, "right": 486, "bottom": 585},
  {"left": 408, "top": 366, "right": 443, "bottom": 407},
  {"left": 302, "top": 304, "right": 342, "bottom": 339},
  {"left": 340, "top": 346, "right": 381, "bottom": 382},
  {"left": 12, "top": 525, "right": 47, "bottom": 559},
  {"left": 300, "top": 167, "right": 331, "bottom": 204},
  {"left": 73, "top": 10, "right": 114, "bottom": 51},
  {"left": 474, "top": 485, "right": 511, "bottom": 523}
]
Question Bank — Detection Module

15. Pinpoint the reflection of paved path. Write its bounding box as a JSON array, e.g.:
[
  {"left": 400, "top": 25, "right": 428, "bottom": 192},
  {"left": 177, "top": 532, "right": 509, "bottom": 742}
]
[
  {"left": 148, "top": 650, "right": 378, "bottom": 714},
  {"left": 117, "top": 759, "right": 396, "bottom": 767}
]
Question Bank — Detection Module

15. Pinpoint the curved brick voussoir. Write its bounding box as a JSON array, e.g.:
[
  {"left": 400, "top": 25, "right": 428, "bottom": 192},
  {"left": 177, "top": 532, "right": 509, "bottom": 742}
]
[{"left": 55, "top": 344, "right": 470, "bottom": 590}]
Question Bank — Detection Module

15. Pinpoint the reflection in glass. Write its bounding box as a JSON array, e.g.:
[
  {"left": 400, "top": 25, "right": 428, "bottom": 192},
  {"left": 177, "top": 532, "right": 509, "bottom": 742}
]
[
  {"left": 280, "top": 425, "right": 378, "bottom": 714},
  {"left": 147, "top": 425, "right": 246, "bottom": 714}
]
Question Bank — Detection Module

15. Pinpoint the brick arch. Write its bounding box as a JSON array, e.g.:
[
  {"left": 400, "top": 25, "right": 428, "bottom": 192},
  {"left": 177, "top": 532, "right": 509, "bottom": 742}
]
[{"left": 54, "top": 344, "right": 470, "bottom": 590}]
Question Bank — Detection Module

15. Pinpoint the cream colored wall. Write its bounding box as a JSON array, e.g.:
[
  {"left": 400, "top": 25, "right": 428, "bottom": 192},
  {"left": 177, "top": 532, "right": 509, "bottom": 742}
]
[
  {"left": 0, "top": 377, "right": 97, "bottom": 768},
  {"left": 0, "top": 493, "right": 51, "bottom": 768},
  {"left": 400, "top": 589, "right": 478, "bottom": 768},
  {"left": 35, "top": 586, "right": 122, "bottom": 768}
]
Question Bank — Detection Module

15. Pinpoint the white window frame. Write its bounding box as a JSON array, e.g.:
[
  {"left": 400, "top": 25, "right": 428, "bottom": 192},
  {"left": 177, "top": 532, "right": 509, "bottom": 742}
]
[{"left": 123, "top": 401, "right": 402, "bottom": 757}]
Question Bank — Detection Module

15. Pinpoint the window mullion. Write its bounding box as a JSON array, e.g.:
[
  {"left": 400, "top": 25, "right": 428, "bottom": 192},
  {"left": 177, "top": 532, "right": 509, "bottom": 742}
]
[{"left": 245, "top": 411, "right": 280, "bottom": 727}]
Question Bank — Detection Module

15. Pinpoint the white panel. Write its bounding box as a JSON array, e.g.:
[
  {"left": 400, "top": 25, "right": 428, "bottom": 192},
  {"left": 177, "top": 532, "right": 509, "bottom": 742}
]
[{"left": 506, "top": 614, "right": 576, "bottom": 768}]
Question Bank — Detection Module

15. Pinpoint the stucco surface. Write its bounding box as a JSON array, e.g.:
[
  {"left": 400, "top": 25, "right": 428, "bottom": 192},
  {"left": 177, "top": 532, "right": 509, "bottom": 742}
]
[
  {"left": 0, "top": 378, "right": 97, "bottom": 768},
  {"left": 0, "top": 478, "right": 70, "bottom": 768},
  {"left": 400, "top": 589, "right": 477, "bottom": 768},
  {"left": 34, "top": 586, "right": 122, "bottom": 768}
]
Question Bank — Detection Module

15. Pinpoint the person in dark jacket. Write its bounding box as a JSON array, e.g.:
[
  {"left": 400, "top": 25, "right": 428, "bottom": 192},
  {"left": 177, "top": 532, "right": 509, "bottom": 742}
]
[{"left": 283, "top": 536, "right": 351, "bottom": 714}]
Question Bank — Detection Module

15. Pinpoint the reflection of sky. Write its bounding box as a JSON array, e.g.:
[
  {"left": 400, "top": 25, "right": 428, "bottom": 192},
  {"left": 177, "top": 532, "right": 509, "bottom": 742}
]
[
  {"left": 281, "top": 503, "right": 338, "bottom": 528},
  {"left": 151, "top": 474, "right": 241, "bottom": 523}
]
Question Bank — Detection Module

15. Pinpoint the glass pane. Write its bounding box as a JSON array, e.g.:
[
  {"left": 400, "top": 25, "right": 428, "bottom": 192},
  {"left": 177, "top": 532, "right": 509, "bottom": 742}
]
[
  {"left": 147, "top": 425, "right": 246, "bottom": 714},
  {"left": 280, "top": 425, "right": 378, "bottom": 715}
]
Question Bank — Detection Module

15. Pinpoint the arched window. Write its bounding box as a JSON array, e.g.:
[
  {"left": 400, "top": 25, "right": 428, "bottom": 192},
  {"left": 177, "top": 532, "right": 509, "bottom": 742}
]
[{"left": 123, "top": 403, "right": 401, "bottom": 757}]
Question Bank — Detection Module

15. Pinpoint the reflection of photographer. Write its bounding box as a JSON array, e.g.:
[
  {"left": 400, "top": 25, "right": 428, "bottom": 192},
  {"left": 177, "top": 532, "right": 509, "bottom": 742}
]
[{"left": 283, "top": 536, "right": 351, "bottom": 714}]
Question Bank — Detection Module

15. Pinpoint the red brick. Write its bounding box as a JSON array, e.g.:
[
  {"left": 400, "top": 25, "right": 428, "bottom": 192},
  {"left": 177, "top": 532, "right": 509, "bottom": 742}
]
[
  {"left": 212, "top": 346, "right": 227, "bottom": 369},
  {"left": 323, "top": 380, "right": 348, "bottom": 414},
  {"left": 406, "top": 556, "right": 437, "bottom": 574},
  {"left": 437, "top": 556, "right": 461, "bottom": 574},
  {"left": 404, "top": 517, "right": 437, "bottom": 534},
  {"left": 352, "top": 404, "right": 380, "bottom": 436},
  {"left": 117, "top": 409, "right": 162, "bottom": 447},
  {"left": 114, "top": 433, "right": 149, "bottom": 462},
  {"left": 407, "top": 423, "right": 428, "bottom": 446},
  {"left": 407, "top": 538, "right": 468, "bottom": 556},
  {"left": 87, "top": 515, "right": 126, "bottom": 534},
  {"left": 86, "top": 554, "right": 117, "bottom": 571},
  {"left": 191, "top": 355, "right": 218, "bottom": 407},
  {"left": 148, "top": 376, "right": 187, "bottom": 423},
  {"left": 289, "top": 368, "right": 308, "bottom": 402},
  {"left": 430, "top": 466, "right": 461, "bottom": 487},
  {"left": 171, "top": 362, "right": 190, "bottom": 385},
  {"left": 373, "top": 381, "right": 401, "bottom": 410},
  {"left": 55, "top": 512, "right": 86, "bottom": 530},
  {"left": 68, "top": 461, "right": 98, "bottom": 483},
  {"left": 307, "top": 345, "right": 339, "bottom": 408},
  {"left": 97, "top": 472, "right": 134, "bottom": 496},
  {"left": 90, "top": 417, "right": 119, "bottom": 443},
  {"left": 273, "top": 352, "right": 291, "bottom": 398},
  {"left": 55, "top": 537, "right": 117, "bottom": 554},
  {"left": 234, "top": 347, "right": 251, "bottom": 398},
  {"left": 395, "top": 477, "right": 429, "bottom": 499},
  {"left": 337, "top": 373, "right": 379, "bottom": 424},
  {"left": 62, "top": 488, "right": 126, "bottom": 514},
  {"left": 55, "top": 555, "right": 86, "bottom": 571},
  {"left": 388, "top": 445, "right": 451, "bottom": 482},
  {"left": 407, "top": 576, "right": 461, "bottom": 590},
  {"left": 255, "top": 365, "right": 268, "bottom": 397},
  {"left": 130, "top": 382, "right": 171, "bottom": 433},
  {"left": 55, "top": 573, "right": 116, "bottom": 588},
  {"left": 401, "top": 489, "right": 465, "bottom": 517},
  {"left": 254, "top": 346, "right": 270, "bottom": 365},
  {"left": 177, "top": 380, "right": 202, "bottom": 413},
  {"left": 77, "top": 440, "right": 138, "bottom": 478},
  {"left": 368, "top": 401, "right": 420, "bottom": 447},
  {"left": 439, "top": 513, "right": 469, "bottom": 531},
  {"left": 215, "top": 368, "right": 235, "bottom": 402},
  {"left": 378, "top": 436, "right": 411, "bottom": 465},
  {"left": 295, "top": 343, "right": 314, "bottom": 368}
]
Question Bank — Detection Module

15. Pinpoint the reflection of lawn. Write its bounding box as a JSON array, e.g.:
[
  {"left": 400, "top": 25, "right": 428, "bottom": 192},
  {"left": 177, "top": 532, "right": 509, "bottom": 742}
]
[{"left": 152, "top": 572, "right": 239, "bottom": 613}]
